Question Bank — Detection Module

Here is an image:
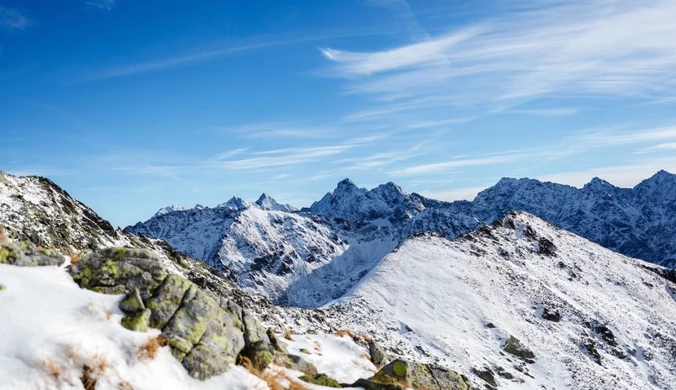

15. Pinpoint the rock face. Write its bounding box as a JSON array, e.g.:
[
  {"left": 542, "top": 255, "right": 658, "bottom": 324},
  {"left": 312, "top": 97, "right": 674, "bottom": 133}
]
[
  {"left": 353, "top": 359, "right": 470, "bottom": 390},
  {"left": 0, "top": 241, "right": 64, "bottom": 267},
  {"left": 68, "top": 247, "right": 274, "bottom": 380}
]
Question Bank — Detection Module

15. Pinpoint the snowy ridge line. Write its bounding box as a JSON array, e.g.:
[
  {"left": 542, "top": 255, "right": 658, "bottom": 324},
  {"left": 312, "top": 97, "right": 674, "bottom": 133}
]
[{"left": 324, "top": 211, "right": 676, "bottom": 390}]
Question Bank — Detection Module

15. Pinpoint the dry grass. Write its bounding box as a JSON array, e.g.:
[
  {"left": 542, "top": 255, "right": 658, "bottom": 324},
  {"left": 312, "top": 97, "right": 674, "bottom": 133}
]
[
  {"left": 138, "top": 335, "right": 167, "bottom": 360},
  {"left": 0, "top": 226, "right": 9, "bottom": 243},
  {"left": 69, "top": 252, "right": 81, "bottom": 264},
  {"left": 118, "top": 380, "right": 133, "bottom": 390},
  {"left": 284, "top": 329, "right": 292, "bottom": 340},
  {"left": 35, "top": 358, "right": 61, "bottom": 380},
  {"left": 80, "top": 365, "right": 97, "bottom": 390},
  {"left": 240, "top": 356, "right": 307, "bottom": 390}
]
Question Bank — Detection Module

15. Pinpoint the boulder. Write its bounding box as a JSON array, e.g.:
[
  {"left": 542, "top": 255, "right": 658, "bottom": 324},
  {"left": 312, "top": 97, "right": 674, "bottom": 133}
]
[
  {"left": 369, "top": 339, "right": 389, "bottom": 368},
  {"left": 0, "top": 242, "right": 63, "bottom": 267},
  {"left": 68, "top": 247, "right": 275, "bottom": 380},
  {"left": 365, "top": 359, "right": 470, "bottom": 390},
  {"left": 69, "top": 248, "right": 168, "bottom": 295},
  {"left": 503, "top": 336, "right": 535, "bottom": 362}
]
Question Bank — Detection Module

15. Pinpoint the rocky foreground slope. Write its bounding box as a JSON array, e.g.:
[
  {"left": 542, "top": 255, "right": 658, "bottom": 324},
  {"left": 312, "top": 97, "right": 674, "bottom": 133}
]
[{"left": 0, "top": 241, "right": 473, "bottom": 390}]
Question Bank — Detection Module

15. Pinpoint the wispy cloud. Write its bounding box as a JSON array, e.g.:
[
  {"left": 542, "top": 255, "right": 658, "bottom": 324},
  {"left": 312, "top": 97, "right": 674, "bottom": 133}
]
[
  {"left": 222, "top": 122, "right": 339, "bottom": 140},
  {"left": 87, "top": 42, "right": 275, "bottom": 81},
  {"left": 322, "top": 0, "right": 676, "bottom": 111},
  {"left": 635, "top": 142, "right": 676, "bottom": 153},
  {"left": 84, "top": 0, "right": 116, "bottom": 11},
  {"left": 499, "top": 108, "right": 579, "bottom": 117},
  {"left": 213, "top": 147, "right": 250, "bottom": 160},
  {"left": 390, "top": 153, "right": 528, "bottom": 176},
  {"left": 0, "top": 5, "right": 31, "bottom": 32}
]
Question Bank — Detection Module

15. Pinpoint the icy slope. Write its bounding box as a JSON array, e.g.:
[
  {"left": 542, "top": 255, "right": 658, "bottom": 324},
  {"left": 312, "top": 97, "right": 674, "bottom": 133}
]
[{"left": 328, "top": 212, "right": 676, "bottom": 389}]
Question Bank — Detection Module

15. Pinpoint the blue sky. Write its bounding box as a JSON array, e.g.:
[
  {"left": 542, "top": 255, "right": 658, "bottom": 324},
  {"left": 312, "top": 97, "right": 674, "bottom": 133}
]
[{"left": 2, "top": 0, "right": 676, "bottom": 227}]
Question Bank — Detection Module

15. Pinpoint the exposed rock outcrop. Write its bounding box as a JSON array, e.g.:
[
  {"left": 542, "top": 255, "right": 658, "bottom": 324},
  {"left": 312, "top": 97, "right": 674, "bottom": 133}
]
[{"left": 68, "top": 247, "right": 277, "bottom": 380}]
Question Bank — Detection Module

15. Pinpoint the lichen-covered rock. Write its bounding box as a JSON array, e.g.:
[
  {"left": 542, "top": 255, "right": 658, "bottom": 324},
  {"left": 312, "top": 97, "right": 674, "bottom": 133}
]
[
  {"left": 299, "top": 373, "right": 341, "bottom": 388},
  {"left": 69, "top": 247, "right": 168, "bottom": 295},
  {"left": 239, "top": 340, "right": 274, "bottom": 371},
  {"left": 119, "top": 288, "right": 145, "bottom": 314},
  {"left": 68, "top": 247, "right": 275, "bottom": 380},
  {"left": 0, "top": 242, "right": 64, "bottom": 267},
  {"left": 369, "top": 359, "right": 469, "bottom": 390},
  {"left": 369, "top": 339, "right": 388, "bottom": 368},
  {"left": 503, "top": 335, "right": 535, "bottom": 362},
  {"left": 351, "top": 379, "right": 405, "bottom": 390},
  {"left": 145, "top": 275, "right": 193, "bottom": 329},
  {"left": 242, "top": 311, "right": 270, "bottom": 345},
  {"left": 121, "top": 309, "right": 151, "bottom": 332},
  {"left": 274, "top": 353, "right": 317, "bottom": 374},
  {"left": 267, "top": 329, "right": 288, "bottom": 354}
]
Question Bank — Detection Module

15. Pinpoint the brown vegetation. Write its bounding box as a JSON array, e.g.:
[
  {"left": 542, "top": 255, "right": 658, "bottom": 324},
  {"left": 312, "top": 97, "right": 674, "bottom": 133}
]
[{"left": 138, "top": 335, "right": 167, "bottom": 360}]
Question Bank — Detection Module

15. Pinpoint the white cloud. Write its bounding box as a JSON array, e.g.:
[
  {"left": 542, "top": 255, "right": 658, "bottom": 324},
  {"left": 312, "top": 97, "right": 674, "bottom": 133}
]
[
  {"left": 499, "top": 108, "right": 579, "bottom": 116},
  {"left": 635, "top": 142, "right": 676, "bottom": 153},
  {"left": 0, "top": 5, "right": 31, "bottom": 31},
  {"left": 322, "top": 0, "right": 676, "bottom": 109},
  {"left": 390, "top": 153, "right": 528, "bottom": 176}
]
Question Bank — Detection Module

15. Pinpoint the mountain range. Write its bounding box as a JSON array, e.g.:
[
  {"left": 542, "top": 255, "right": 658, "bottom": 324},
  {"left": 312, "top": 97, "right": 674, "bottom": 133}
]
[
  {"left": 126, "top": 170, "right": 676, "bottom": 306},
  {"left": 2, "top": 168, "right": 676, "bottom": 389}
]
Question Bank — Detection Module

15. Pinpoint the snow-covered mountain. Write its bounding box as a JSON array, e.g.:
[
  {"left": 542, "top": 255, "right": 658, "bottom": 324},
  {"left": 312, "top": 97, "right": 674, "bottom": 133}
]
[
  {"left": 470, "top": 170, "right": 676, "bottom": 266},
  {"left": 327, "top": 211, "right": 676, "bottom": 389},
  {"left": 126, "top": 195, "right": 399, "bottom": 306},
  {"left": 0, "top": 171, "right": 128, "bottom": 253},
  {"left": 154, "top": 204, "right": 185, "bottom": 217},
  {"left": 126, "top": 170, "right": 676, "bottom": 307},
  {"left": 309, "top": 179, "right": 425, "bottom": 224}
]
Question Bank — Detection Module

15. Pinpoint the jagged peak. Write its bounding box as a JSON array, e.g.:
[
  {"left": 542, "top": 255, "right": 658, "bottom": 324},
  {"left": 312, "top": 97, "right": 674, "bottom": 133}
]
[
  {"left": 154, "top": 204, "right": 185, "bottom": 217},
  {"left": 255, "top": 193, "right": 295, "bottom": 211},
  {"left": 583, "top": 177, "right": 615, "bottom": 191},
  {"left": 218, "top": 196, "right": 252, "bottom": 211}
]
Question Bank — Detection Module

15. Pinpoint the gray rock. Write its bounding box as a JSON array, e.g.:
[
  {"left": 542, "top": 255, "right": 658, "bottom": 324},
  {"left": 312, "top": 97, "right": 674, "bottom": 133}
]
[
  {"left": 371, "top": 359, "right": 470, "bottom": 390},
  {"left": 119, "top": 288, "right": 145, "bottom": 314},
  {"left": 68, "top": 247, "right": 168, "bottom": 295},
  {"left": 369, "top": 339, "right": 389, "bottom": 368},
  {"left": 503, "top": 335, "right": 535, "bottom": 362},
  {"left": 68, "top": 247, "right": 275, "bottom": 380},
  {"left": 0, "top": 242, "right": 64, "bottom": 267},
  {"left": 121, "top": 309, "right": 151, "bottom": 332}
]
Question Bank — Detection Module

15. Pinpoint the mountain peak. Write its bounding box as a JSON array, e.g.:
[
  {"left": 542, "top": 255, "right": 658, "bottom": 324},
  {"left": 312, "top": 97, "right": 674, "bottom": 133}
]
[
  {"left": 218, "top": 196, "right": 251, "bottom": 211},
  {"left": 155, "top": 204, "right": 185, "bottom": 217},
  {"left": 255, "top": 193, "right": 295, "bottom": 211},
  {"left": 583, "top": 177, "right": 615, "bottom": 192}
]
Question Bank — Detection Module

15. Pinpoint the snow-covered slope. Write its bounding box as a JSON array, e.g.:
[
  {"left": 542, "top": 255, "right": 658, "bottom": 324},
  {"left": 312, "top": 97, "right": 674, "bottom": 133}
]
[
  {"left": 126, "top": 198, "right": 398, "bottom": 306},
  {"left": 327, "top": 212, "right": 676, "bottom": 389},
  {"left": 471, "top": 170, "right": 676, "bottom": 265},
  {"left": 0, "top": 263, "right": 263, "bottom": 390},
  {"left": 0, "top": 171, "right": 125, "bottom": 253}
]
